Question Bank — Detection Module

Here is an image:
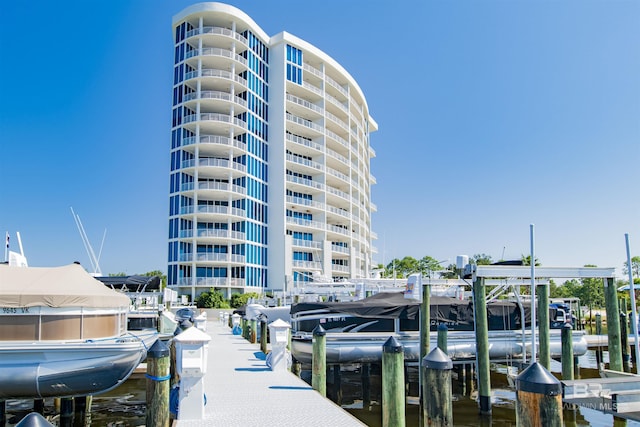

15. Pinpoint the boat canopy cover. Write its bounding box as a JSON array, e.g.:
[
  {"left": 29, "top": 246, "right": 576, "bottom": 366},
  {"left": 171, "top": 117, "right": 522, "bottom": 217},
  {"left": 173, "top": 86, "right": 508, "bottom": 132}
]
[
  {"left": 96, "top": 275, "right": 161, "bottom": 292},
  {"left": 0, "top": 263, "right": 130, "bottom": 308},
  {"left": 291, "top": 292, "right": 422, "bottom": 319},
  {"left": 291, "top": 292, "right": 531, "bottom": 329}
]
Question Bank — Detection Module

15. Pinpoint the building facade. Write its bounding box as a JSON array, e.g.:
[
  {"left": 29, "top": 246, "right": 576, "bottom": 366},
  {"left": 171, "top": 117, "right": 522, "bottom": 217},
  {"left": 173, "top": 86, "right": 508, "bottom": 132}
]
[{"left": 168, "top": 3, "right": 378, "bottom": 300}]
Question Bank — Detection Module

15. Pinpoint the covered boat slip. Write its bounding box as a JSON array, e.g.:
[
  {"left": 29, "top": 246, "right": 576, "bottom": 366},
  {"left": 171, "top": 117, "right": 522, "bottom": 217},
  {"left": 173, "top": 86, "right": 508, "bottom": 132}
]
[
  {"left": 290, "top": 292, "right": 532, "bottom": 333},
  {"left": 0, "top": 264, "right": 157, "bottom": 398},
  {"left": 289, "top": 291, "right": 587, "bottom": 365},
  {"left": 0, "top": 263, "right": 130, "bottom": 341}
]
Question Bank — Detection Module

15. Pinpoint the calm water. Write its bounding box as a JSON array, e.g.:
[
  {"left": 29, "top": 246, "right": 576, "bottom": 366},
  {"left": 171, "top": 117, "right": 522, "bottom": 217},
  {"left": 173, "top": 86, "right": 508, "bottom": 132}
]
[{"left": 6, "top": 349, "right": 640, "bottom": 426}]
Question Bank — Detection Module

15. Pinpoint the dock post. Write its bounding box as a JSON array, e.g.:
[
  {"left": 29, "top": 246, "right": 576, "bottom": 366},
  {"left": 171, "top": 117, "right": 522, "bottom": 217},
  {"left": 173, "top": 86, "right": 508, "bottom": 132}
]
[
  {"left": 604, "top": 277, "right": 623, "bottom": 371},
  {"left": 538, "top": 283, "right": 550, "bottom": 369},
  {"left": 473, "top": 275, "right": 492, "bottom": 415},
  {"left": 0, "top": 401, "right": 5, "bottom": 427},
  {"left": 620, "top": 312, "right": 631, "bottom": 373},
  {"left": 312, "top": 325, "right": 327, "bottom": 397},
  {"left": 422, "top": 347, "right": 453, "bottom": 426},
  {"left": 362, "top": 363, "right": 371, "bottom": 410},
  {"left": 515, "top": 362, "right": 563, "bottom": 427},
  {"left": 437, "top": 324, "right": 447, "bottom": 354},
  {"left": 561, "top": 323, "right": 574, "bottom": 380},
  {"left": 260, "top": 320, "right": 268, "bottom": 354},
  {"left": 595, "top": 313, "right": 603, "bottom": 367},
  {"left": 146, "top": 339, "right": 170, "bottom": 427},
  {"left": 250, "top": 319, "right": 257, "bottom": 344},
  {"left": 420, "top": 280, "right": 431, "bottom": 425},
  {"left": 382, "top": 336, "right": 405, "bottom": 427},
  {"left": 60, "top": 397, "right": 74, "bottom": 427}
]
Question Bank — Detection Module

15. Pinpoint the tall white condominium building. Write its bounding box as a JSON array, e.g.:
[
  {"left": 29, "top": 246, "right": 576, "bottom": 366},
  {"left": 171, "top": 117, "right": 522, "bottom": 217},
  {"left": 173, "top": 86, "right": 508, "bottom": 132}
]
[{"left": 168, "top": 3, "right": 378, "bottom": 300}]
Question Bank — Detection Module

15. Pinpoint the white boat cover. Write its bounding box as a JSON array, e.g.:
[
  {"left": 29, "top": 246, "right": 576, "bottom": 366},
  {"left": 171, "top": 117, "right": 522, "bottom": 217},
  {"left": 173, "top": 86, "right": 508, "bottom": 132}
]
[{"left": 0, "top": 263, "right": 130, "bottom": 308}]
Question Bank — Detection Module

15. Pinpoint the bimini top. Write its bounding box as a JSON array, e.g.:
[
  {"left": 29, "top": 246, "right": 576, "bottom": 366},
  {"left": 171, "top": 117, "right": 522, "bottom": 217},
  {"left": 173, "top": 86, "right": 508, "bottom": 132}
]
[
  {"left": 291, "top": 292, "right": 422, "bottom": 319},
  {"left": 0, "top": 263, "right": 130, "bottom": 309}
]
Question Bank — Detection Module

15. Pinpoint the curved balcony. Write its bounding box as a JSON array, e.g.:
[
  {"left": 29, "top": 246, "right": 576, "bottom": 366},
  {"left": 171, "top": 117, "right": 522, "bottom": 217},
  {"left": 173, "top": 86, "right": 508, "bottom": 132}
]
[
  {"left": 180, "top": 253, "right": 246, "bottom": 263},
  {"left": 286, "top": 217, "right": 325, "bottom": 231},
  {"left": 182, "top": 135, "right": 247, "bottom": 157},
  {"left": 286, "top": 196, "right": 325, "bottom": 211},
  {"left": 184, "top": 68, "right": 248, "bottom": 89},
  {"left": 184, "top": 91, "right": 247, "bottom": 110},
  {"left": 292, "top": 239, "right": 323, "bottom": 249},
  {"left": 286, "top": 133, "right": 323, "bottom": 157},
  {"left": 180, "top": 205, "right": 245, "bottom": 220},
  {"left": 176, "top": 277, "right": 245, "bottom": 288},
  {"left": 327, "top": 225, "right": 351, "bottom": 237},
  {"left": 186, "top": 26, "right": 249, "bottom": 47},
  {"left": 286, "top": 154, "right": 323, "bottom": 174},
  {"left": 331, "top": 244, "right": 350, "bottom": 255},
  {"left": 286, "top": 94, "right": 323, "bottom": 118},
  {"left": 326, "top": 130, "right": 349, "bottom": 151},
  {"left": 183, "top": 113, "right": 247, "bottom": 134},
  {"left": 180, "top": 181, "right": 246, "bottom": 198},
  {"left": 286, "top": 113, "right": 324, "bottom": 137},
  {"left": 331, "top": 264, "right": 350, "bottom": 274},
  {"left": 185, "top": 47, "right": 247, "bottom": 71},
  {"left": 285, "top": 175, "right": 324, "bottom": 193},
  {"left": 181, "top": 158, "right": 247, "bottom": 175}
]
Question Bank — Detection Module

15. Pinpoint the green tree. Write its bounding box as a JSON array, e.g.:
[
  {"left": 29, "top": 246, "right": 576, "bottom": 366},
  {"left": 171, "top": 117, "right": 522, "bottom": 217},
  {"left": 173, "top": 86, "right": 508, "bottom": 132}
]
[
  {"left": 230, "top": 292, "right": 260, "bottom": 308},
  {"left": 623, "top": 256, "right": 640, "bottom": 278},
  {"left": 471, "top": 254, "right": 493, "bottom": 265},
  {"left": 418, "top": 256, "right": 445, "bottom": 278},
  {"left": 521, "top": 255, "right": 540, "bottom": 266},
  {"left": 385, "top": 256, "right": 419, "bottom": 279},
  {"left": 195, "top": 288, "right": 229, "bottom": 308}
]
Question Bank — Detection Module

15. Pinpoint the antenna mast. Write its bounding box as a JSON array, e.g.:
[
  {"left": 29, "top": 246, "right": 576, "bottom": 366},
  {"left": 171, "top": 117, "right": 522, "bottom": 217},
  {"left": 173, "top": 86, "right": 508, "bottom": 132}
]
[{"left": 70, "top": 207, "right": 104, "bottom": 276}]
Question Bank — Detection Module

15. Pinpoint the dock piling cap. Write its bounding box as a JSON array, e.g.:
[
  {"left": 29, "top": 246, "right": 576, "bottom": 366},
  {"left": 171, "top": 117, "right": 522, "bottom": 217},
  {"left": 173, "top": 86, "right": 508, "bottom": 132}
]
[
  {"left": 383, "top": 336, "right": 403, "bottom": 353},
  {"left": 516, "top": 362, "right": 562, "bottom": 395},
  {"left": 422, "top": 347, "right": 453, "bottom": 370},
  {"left": 312, "top": 324, "right": 326, "bottom": 336},
  {"left": 147, "top": 339, "right": 170, "bottom": 358},
  {"left": 15, "top": 413, "right": 55, "bottom": 427}
]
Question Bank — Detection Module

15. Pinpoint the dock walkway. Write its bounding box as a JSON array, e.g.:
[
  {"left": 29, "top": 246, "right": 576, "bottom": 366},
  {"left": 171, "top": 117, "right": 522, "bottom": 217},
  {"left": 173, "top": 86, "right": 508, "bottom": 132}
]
[{"left": 174, "top": 318, "right": 366, "bottom": 426}]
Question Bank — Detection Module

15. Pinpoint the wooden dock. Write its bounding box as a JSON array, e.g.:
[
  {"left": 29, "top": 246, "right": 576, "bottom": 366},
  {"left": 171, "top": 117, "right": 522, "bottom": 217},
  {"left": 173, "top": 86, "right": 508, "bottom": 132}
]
[{"left": 173, "top": 318, "right": 366, "bottom": 426}]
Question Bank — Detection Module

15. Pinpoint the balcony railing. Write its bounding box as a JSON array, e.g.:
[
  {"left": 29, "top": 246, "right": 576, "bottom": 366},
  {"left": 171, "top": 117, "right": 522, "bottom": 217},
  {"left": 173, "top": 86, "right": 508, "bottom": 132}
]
[
  {"left": 286, "top": 94, "right": 323, "bottom": 114},
  {"left": 182, "top": 135, "right": 246, "bottom": 150},
  {"left": 176, "top": 277, "right": 245, "bottom": 287},
  {"left": 186, "top": 47, "right": 247, "bottom": 67},
  {"left": 184, "top": 91, "right": 247, "bottom": 108},
  {"left": 186, "top": 26, "right": 249, "bottom": 46},
  {"left": 180, "top": 205, "right": 245, "bottom": 217},
  {"left": 286, "top": 113, "right": 323, "bottom": 133},
  {"left": 183, "top": 113, "right": 247, "bottom": 128},
  {"left": 184, "top": 68, "right": 248, "bottom": 87},
  {"left": 286, "top": 133, "right": 323, "bottom": 152}
]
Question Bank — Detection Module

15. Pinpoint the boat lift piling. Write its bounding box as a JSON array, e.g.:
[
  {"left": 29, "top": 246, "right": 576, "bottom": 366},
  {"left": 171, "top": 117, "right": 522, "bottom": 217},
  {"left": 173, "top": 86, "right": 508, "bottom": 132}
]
[
  {"left": 146, "top": 339, "right": 170, "bottom": 427},
  {"left": 595, "top": 313, "right": 604, "bottom": 367},
  {"left": 621, "top": 312, "right": 632, "bottom": 372},
  {"left": 605, "top": 277, "right": 624, "bottom": 371},
  {"left": 561, "top": 324, "right": 574, "bottom": 380},
  {"left": 538, "top": 282, "right": 550, "bottom": 370},
  {"left": 312, "top": 325, "right": 327, "bottom": 397},
  {"left": 472, "top": 274, "right": 492, "bottom": 415},
  {"left": 422, "top": 347, "right": 453, "bottom": 427},
  {"left": 382, "top": 336, "right": 405, "bottom": 427}
]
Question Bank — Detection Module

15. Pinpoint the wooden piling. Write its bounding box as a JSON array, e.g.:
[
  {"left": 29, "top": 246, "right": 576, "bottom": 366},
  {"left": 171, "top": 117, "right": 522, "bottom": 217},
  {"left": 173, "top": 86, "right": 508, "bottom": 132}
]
[
  {"left": 312, "top": 325, "right": 327, "bottom": 397},
  {"left": 420, "top": 281, "right": 430, "bottom": 424},
  {"left": 260, "top": 320, "right": 268, "bottom": 354},
  {"left": 620, "top": 312, "right": 631, "bottom": 373},
  {"left": 595, "top": 313, "right": 603, "bottom": 367},
  {"left": 515, "top": 362, "right": 563, "bottom": 427},
  {"left": 437, "top": 324, "right": 447, "bottom": 354},
  {"left": 146, "top": 339, "right": 170, "bottom": 427},
  {"left": 382, "top": 336, "right": 405, "bottom": 427},
  {"left": 422, "top": 347, "right": 453, "bottom": 426},
  {"left": 538, "top": 283, "right": 550, "bottom": 369},
  {"left": 473, "top": 276, "right": 492, "bottom": 414},
  {"left": 0, "top": 401, "right": 5, "bottom": 427},
  {"left": 561, "top": 323, "right": 574, "bottom": 380},
  {"left": 250, "top": 319, "right": 257, "bottom": 344},
  {"left": 604, "top": 277, "right": 623, "bottom": 371}
]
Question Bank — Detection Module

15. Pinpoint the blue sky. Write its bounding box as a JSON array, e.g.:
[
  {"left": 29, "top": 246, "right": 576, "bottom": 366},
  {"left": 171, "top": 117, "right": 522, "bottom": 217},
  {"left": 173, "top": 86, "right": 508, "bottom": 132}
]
[{"left": 1, "top": 1, "right": 638, "bottom": 278}]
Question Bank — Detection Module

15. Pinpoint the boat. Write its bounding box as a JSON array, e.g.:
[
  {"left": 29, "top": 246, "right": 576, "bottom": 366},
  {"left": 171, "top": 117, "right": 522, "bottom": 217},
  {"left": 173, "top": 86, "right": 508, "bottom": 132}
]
[
  {"left": 0, "top": 263, "right": 157, "bottom": 399},
  {"left": 289, "top": 291, "right": 588, "bottom": 365}
]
